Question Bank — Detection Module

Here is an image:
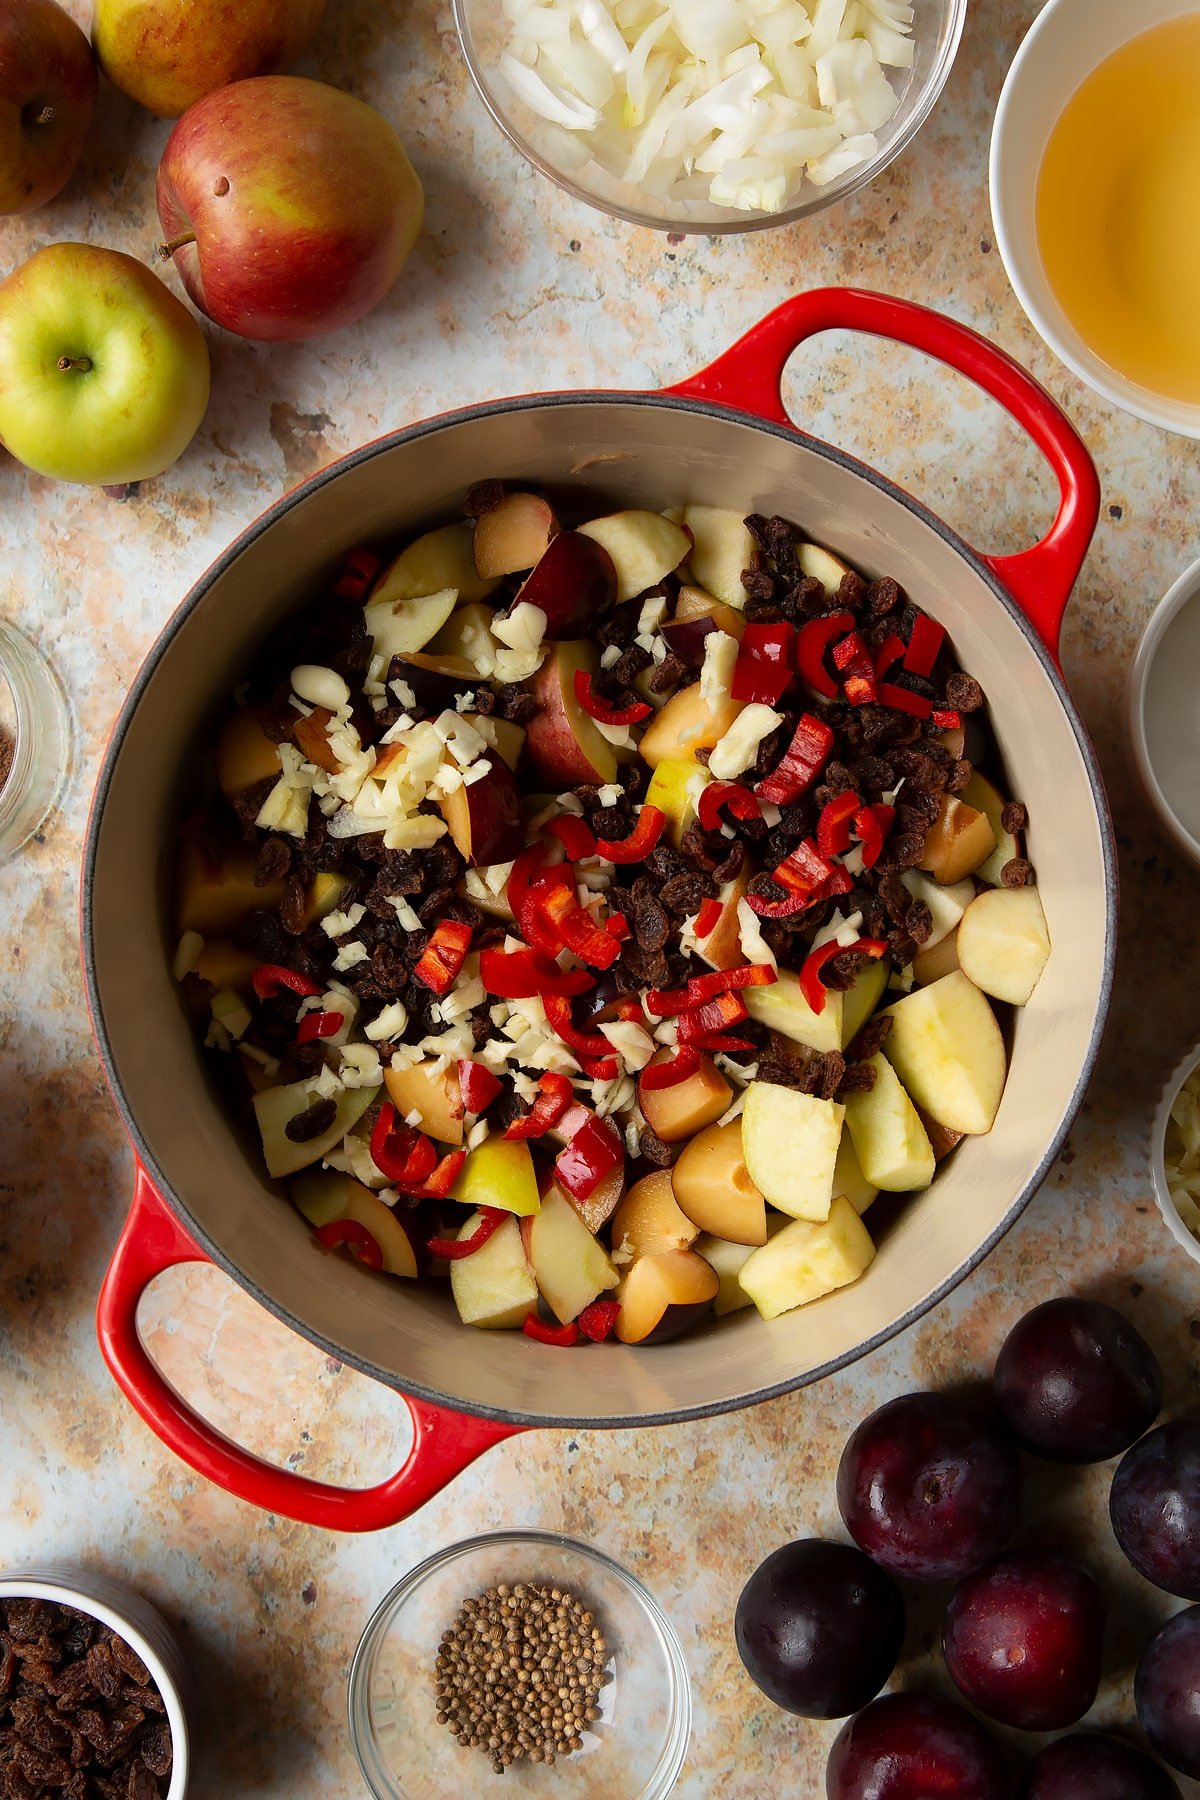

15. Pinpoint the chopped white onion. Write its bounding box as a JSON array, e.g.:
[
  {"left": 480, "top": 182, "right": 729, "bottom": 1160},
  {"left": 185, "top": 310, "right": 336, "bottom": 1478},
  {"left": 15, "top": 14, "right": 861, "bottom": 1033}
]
[{"left": 495, "top": 0, "right": 913, "bottom": 212}]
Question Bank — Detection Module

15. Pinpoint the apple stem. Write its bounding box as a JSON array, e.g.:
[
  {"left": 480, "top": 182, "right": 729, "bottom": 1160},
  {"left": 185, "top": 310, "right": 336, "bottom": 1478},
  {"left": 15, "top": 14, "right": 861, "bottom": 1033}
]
[
  {"left": 32, "top": 104, "right": 55, "bottom": 126},
  {"left": 57, "top": 356, "right": 92, "bottom": 374},
  {"left": 158, "top": 232, "right": 197, "bottom": 260}
]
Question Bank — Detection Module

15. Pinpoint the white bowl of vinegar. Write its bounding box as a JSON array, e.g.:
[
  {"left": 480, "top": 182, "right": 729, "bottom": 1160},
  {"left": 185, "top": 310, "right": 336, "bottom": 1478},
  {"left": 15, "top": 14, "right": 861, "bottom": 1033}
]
[{"left": 991, "top": 0, "right": 1200, "bottom": 437}]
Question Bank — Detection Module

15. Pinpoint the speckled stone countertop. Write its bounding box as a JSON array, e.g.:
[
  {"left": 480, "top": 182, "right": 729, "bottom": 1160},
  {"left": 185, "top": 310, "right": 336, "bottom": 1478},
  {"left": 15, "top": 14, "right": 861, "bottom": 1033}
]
[{"left": 2, "top": 1, "right": 1200, "bottom": 1795}]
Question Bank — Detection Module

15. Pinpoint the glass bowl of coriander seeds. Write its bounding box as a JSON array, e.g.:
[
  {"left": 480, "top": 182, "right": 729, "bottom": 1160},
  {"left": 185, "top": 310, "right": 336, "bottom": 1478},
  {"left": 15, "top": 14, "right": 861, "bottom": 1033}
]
[{"left": 348, "top": 1531, "right": 691, "bottom": 1799}]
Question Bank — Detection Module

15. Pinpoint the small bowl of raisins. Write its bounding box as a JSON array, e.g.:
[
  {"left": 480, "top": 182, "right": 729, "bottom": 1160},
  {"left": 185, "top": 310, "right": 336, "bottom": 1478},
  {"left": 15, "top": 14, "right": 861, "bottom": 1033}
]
[{"left": 0, "top": 1566, "right": 189, "bottom": 1799}]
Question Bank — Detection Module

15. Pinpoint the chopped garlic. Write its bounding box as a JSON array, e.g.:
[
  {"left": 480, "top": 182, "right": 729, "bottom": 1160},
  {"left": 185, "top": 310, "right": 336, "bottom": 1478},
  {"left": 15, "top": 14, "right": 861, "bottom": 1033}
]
[
  {"left": 321, "top": 903, "right": 367, "bottom": 940},
  {"left": 390, "top": 677, "right": 417, "bottom": 709},
  {"left": 333, "top": 940, "right": 370, "bottom": 972},
  {"left": 386, "top": 896, "right": 424, "bottom": 932},
  {"left": 600, "top": 645, "right": 623, "bottom": 670},
  {"left": 291, "top": 663, "right": 350, "bottom": 712},
  {"left": 736, "top": 897, "right": 778, "bottom": 969},
  {"left": 255, "top": 777, "right": 309, "bottom": 838},
  {"left": 700, "top": 630, "right": 739, "bottom": 713},
  {"left": 638, "top": 593, "right": 669, "bottom": 635},
  {"left": 597, "top": 784, "right": 622, "bottom": 807},
  {"left": 383, "top": 815, "right": 449, "bottom": 852},
  {"left": 210, "top": 989, "right": 251, "bottom": 1041},
  {"left": 339, "top": 1043, "right": 382, "bottom": 1088},
  {"left": 813, "top": 908, "right": 864, "bottom": 952},
  {"left": 491, "top": 602, "right": 547, "bottom": 654},
  {"left": 600, "top": 1020, "right": 656, "bottom": 1070},
  {"left": 467, "top": 1118, "right": 491, "bottom": 1151},
  {"left": 708, "top": 703, "right": 783, "bottom": 780},
  {"left": 365, "top": 1001, "right": 409, "bottom": 1042}
]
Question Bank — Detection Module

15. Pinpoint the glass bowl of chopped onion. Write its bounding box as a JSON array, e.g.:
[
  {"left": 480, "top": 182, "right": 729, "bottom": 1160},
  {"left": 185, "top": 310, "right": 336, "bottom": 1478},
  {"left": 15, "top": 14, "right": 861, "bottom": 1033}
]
[
  {"left": 1151, "top": 1044, "right": 1200, "bottom": 1269},
  {"left": 348, "top": 1530, "right": 691, "bottom": 1798},
  {"left": 452, "top": 0, "right": 967, "bottom": 232}
]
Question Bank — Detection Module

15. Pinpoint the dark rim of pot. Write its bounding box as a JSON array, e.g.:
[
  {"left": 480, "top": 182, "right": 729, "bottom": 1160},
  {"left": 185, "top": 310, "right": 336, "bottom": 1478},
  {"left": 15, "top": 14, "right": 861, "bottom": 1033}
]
[{"left": 81, "top": 389, "right": 1119, "bottom": 1432}]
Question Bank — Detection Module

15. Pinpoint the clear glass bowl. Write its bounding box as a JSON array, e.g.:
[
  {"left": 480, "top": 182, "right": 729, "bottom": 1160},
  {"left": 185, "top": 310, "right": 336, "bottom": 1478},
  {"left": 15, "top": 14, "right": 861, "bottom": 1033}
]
[
  {"left": 0, "top": 622, "right": 70, "bottom": 860},
  {"left": 452, "top": 0, "right": 967, "bottom": 233},
  {"left": 348, "top": 1532, "right": 691, "bottom": 1800}
]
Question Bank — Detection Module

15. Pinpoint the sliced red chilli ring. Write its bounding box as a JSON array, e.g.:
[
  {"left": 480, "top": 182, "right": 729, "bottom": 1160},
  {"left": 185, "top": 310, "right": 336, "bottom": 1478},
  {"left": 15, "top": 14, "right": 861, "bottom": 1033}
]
[
  {"left": 315, "top": 1218, "right": 383, "bottom": 1269},
  {"left": 428, "top": 1206, "right": 508, "bottom": 1261},
  {"left": 572, "top": 670, "right": 652, "bottom": 726}
]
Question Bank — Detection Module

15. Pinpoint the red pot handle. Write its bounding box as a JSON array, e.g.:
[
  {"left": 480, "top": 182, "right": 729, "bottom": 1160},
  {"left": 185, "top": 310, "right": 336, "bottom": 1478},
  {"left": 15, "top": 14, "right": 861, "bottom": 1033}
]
[
  {"left": 96, "top": 1165, "right": 522, "bottom": 1531},
  {"left": 663, "top": 287, "right": 1100, "bottom": 663}
]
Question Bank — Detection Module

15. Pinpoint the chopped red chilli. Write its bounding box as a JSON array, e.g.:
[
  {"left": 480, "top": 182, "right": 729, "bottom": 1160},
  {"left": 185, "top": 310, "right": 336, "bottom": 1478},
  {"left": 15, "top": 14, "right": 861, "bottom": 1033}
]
[
  {"left": 502, "top": 1071, "right": 575, "bottom": 1139},
  {"left": 639, "top": 1047, "right": 702, "bottom": 1089},
  {"left": 315, "top": 1218, "right": 384, "bottom": 1269},
  {"left": 252, "top": 963, "right": 324, "bottom": 1001},
  {"left": 795, "top": 611, "right": 854, "bottom": 698},
  {"left": 754, "top": 712, "right": 833, "bottom": 804},
  {"left": 523, "top": 1314, "right": 581, "bottom": 1346},
  {"left": 428, "top": 1206, "right": 509, "bottom": 1260},
  {"left": 545, "top": 813, "right": 597, "bottom": 861},
  {"left": 697, "top": 780, "right": 762, "bottom": 834},
  {"left": 594, "top": 804, "right": 667, "bottom": 864},
  {"left": 904, "top": 613, "right": 945, "bottom": 676},
  {"left": 555, "top": 1115, "right": 622, "bottom": 1202},
  {"left": 459, "top": 1060, "right": 503, "bottom": 1113},
  {"left": 572, "top": 669, "right": 652, "bottom": 726},
  {"left": 297, "top": 1010, "right": 344, "bottom": 1043},
  {"left": 333, "top": 546, "right": 382, "bottom": 600},
  {"left": 577, "top": 1298, "right": 621, "bottom": 1342},
  {"left": 413, "top": 918, "right": 473, "bottom": 994},
  {"left": 479, "top": 945, "right": 596, "bottom": 999}
]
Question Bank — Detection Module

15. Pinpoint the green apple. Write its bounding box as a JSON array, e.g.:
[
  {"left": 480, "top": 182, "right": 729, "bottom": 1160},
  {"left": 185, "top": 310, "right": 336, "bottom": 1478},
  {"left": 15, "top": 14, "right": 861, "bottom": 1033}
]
[
  {"left": 1, "top": 0, "right": 98, "bottom": 214},
  {"left": 92, "top": 0, "right": 326, "bottom": 119},
  {"left": 0, "top": 242, "right": 210, "bottom": 485}
]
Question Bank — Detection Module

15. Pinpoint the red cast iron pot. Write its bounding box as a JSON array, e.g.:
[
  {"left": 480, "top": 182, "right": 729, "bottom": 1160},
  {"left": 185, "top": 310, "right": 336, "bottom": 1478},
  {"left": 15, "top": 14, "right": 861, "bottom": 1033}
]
[{"left": 83, "top": 289, "right": 1115, "bottom": 1531}]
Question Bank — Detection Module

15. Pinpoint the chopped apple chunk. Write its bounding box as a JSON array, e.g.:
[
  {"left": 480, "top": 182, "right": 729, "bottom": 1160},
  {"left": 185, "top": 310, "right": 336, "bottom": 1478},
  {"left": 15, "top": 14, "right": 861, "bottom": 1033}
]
[
  {"left": 738, "top": 1196, "right": 875, "bottom": 1321},
  {"left": 450, "top": 1211, "right": 538, "bottom": 1329},
  {"left": 744, "top": 969, "right": 843, "bottom": 1054},
  {"left": 523, "top": 640, "right": 618, "bottom": 787},
  {"left": 452, "top": 1136, "right": 541, "bottom": 1216},
  {"left": 693, "top": 1219, "right": 789, "bottom": 1313},
  {"left": 962, "top": 770, "right": 1020, "bottom": 886},
  {"left": 956, "top": 885, "right": 1051, "bottom": 1005},
  {"left": 833, "top": 1132, "right": 879, "bottom": 1216},
  {"left": 577, "top": 509, "right": 691, "bottom": 604},
  {"left": 638, "top": 679, "right": 742, "bottom": 769},
  {"left": 840, "top": 958, "right": 889, "bottom": 1051},
  {"left": 883, "top": 971, "right": 1007, "bottom": 1136},
  {"left": 682, "top": 505, "right": 757, "bottom": 610},
  {"left": 364, "top": 586, "right": 458, "bottom": 665},
  {"left": 292, "top": 1173, "right": 418, "bottom": 1277},
  {"left": 371, "top": 521, "right": 501, "bottom": 606},
  {"left": 253, "top": 1079, "right": 378, "bottom": 1180},
  {"left": 473, "top": 492, "right": 558, "bottom": 579},
  {"left": 177, "top": 841, "right": 283, "bottom": 935},
  {"left": 741, "top": 1081, "right": 844, "bottom": 1222},
  {"left": 215, "top": 708, "right": 280, "bottom": 796},
  {"left": 843, "top": 1054, "right": 936, "bottom": 1192},
  {"left": 521, "top": 1184, "right": 618, "bottom": 1324}
]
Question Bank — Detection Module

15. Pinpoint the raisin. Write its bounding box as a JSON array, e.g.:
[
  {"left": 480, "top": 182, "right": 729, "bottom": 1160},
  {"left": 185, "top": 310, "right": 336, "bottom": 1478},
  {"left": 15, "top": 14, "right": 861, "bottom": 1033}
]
[
  {"left": 1001, "top": 857, "right": 1034, "bottom": 887},
  {"left": 945, "top": 758, "right": 973, "bottom": 794},
  {"left": 463, "top": 479, "right": 503, "bottom": 517},
  {"left": 611, "top": 644, "right": 652, "bottom": 687},
  {"left": 945, "top": 671, "right": 984, "bottom": 711},
  {"left": 1000, "top": 800, "right": 1027, "bottom": 834},
  {"left": 632, "top": 896, "right": 669, "bottom": 954},
  {"left": 849, "top": 1014, "right": 893, "bottom": 1061},
  {"left": 658, "top": 872, "right": 711, "bottom": 917},
  {"left": 284, "top": 1097, "right": 337, "bottom": 1143},
  {"left": 493, "top": 684, "right": 539, "bottom": 724},
  {"left": 279, "top": 873, "right": 308, "bottom": 936},
  {"left": 637, "top": 1126, "right": 678, "bottom": 1168},
  {"left": 904, "top": 900, "right": 933, "bottom": 945},
  {"left": 837, "top": 1061, "right": 878, "bottom": 1098},
  {"left": 866, "top": 576, "right": 902, "bottom": 615},
  {"left": 648, "top": 653, "right": 687, "bottom": 695},
  {"left": 254, "top": 837, "right": 292, "bottom": 886}
]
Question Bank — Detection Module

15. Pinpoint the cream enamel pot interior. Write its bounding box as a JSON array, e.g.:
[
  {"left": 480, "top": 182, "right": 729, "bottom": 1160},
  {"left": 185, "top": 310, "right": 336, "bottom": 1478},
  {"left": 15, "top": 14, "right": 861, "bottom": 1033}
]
[{"left": 84, "top": 290, "right": 1115, "bottom": 1532}]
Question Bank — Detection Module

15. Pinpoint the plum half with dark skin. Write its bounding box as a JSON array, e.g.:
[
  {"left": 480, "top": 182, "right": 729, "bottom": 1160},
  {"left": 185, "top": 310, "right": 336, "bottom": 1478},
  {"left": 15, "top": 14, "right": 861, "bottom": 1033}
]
[
  {"left": 1135, "top": 1605, "right": 1200, "bottom": 1780},
  {"left": 836, "top": 1392, "right": 1021, "bottom": 1581},
  {"left": 1110, "top": 1418, "right": 1200, "bottom": 1599},
  {"left": 1022, "top": 1733, "right": 1181, "bottom": 1799},
  {"left": 943, "top": 1552, "right": 1105, "bottom": 1731},
  {"left": 993, "top": 1297, "right": 1162, "bottom": 1463},
  {"left": 826, "top": 1693, "right": 1009, "bottom": 1800},
  {"left": 735, "top": 1539, "right": 904, "bottom": 1719}
]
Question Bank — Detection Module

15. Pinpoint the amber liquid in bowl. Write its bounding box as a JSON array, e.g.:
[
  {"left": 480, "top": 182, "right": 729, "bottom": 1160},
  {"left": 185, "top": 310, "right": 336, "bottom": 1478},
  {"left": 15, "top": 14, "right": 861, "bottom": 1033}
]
[{"left": 1036, "top": 14, "right": 1200, "bottom": 404}]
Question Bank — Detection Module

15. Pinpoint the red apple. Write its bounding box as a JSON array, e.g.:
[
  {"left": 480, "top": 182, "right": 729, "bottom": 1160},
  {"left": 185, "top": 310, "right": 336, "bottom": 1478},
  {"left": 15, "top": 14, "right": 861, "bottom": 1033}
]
[
  {"left": 523, "top": 641, "right": 618, "bottom": 787},
  {"left": 92, "top": 0, "right": 326, "bottom": 120},
  {"left": 473, "top": 492, "right": 558, "bottom": 579},
  {"left": 156, "top": 76, "right": 423, "bottom": 342},
  {"left": 515, "top": 530, "right": 617, "bottom": 638},
  {"left": 0, "top": 0, "right": 97, "bottom": 215}
]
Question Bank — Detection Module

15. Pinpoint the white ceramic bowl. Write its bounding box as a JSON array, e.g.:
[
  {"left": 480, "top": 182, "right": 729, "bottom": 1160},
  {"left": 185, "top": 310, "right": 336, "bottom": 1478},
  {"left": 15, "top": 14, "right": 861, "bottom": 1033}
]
[
  {"left": 0, "top": 1565, "right": 190, "bottom": 1799},
  {"left": 1150, "top": 1042, "right": 1200, "bottom": 1271},
  {"left": 1126, "top": 553, "right": 1200, "bottom": 866},
  {"left": 990, "top": 0, "right": 1200, "bottom": 436}
]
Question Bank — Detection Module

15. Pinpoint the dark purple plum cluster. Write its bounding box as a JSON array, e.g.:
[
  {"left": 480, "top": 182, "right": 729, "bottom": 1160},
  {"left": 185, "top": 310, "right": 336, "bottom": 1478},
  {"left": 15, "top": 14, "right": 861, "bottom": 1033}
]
[{"left": 732, "top": 1295, "right": 1200, "bottom": 1796}]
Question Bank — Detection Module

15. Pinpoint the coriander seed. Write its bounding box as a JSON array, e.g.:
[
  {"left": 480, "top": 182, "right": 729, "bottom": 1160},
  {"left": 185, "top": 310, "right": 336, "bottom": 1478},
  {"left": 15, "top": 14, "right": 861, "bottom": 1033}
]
[{"left": 433, "top": 1580, "right": 611, "bottom": 1773}]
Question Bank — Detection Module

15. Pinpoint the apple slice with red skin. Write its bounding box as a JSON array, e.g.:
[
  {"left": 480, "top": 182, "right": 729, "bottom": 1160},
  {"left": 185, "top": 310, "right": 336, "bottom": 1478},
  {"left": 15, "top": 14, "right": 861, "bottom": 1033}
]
[
  {"left": 615, "top": 1247, "right": 719, "bottom": 1344},
  {"left": 663, "top": 587, "right": 747, "bottom": 665},
  {"left": 372, "top": 521, "right": 501, "bottom": 606},
  {"left": 473, "top": 492, "right": 558, "bottom": 578},
  {"left": 523, "top": 641, "right": 619, "bottom": 787},
  {"left": 611, "top": 1169, "right": 700, "bottom": 1262},
  {"left": 513, "top": 529, "right": 618, "bottom": 639},
  {"left": 577, "top": 509, "right": 691, "bottom": 604},
  {"left": 437, "top": 749, "right": 524, "bottom": 867}
]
